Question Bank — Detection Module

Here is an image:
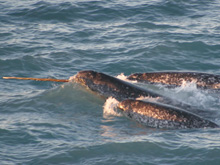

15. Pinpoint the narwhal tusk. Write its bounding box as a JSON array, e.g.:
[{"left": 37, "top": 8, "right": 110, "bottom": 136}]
[{"left": 2, "top": 77, "right": 69, "bottom": 82}]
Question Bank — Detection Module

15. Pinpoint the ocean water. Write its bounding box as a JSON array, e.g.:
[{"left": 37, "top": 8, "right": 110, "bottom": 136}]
[{"left": 1, "top": 0, "right": 220, "bottom": 164}]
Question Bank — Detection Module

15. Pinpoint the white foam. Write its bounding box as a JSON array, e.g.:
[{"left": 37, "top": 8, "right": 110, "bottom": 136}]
[
  {"left": 116, "top": 73, "right": 138, "bottom": 83},
  {"left": 162, "top": 81, "right": 219, "bottom": 110},
  {"left": 116, "top": 73, "right": 127, "bottom": 80},
  {"left": 68, "top": 75, "right": 76, "bottom": 82},
  {"left": 175, "top": 80, "right": 198, "bottom": 93},
  {"left": 103, "top": 97, "right": 122, "bottom": 117}
]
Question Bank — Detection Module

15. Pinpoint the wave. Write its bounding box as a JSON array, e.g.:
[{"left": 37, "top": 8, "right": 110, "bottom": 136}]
[
  {"left": 7, "top": 1, "right": 123, "bottom": 22},
  {"left": 6, "top": 0, "right": 216, "bottom": 23},
  {"left": 22, "top": 130, "right": 220, "bottom": 164}
]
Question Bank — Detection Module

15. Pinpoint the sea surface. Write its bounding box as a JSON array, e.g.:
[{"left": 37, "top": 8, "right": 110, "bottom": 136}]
[{"left": 1, "top": 0, "right": 220, "bottom": 164}]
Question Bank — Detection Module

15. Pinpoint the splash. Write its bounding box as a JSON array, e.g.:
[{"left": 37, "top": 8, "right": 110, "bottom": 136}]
[
  {"left": 103, "top": 97, "right": 122, "bottom": 117},
  {"left": 175, "top": 80, "right": 198, "bottom": 93},
  {"left": 116, "top": 73, "right": 138, "bottom": 83},
  {"left": 68, "top": 75, "right": 76, "bottom": 82},
  {"left": 163, "top": 81, "right": 219, "bottom": 110},
  {"left": 116, "top": 73, "right": 128, "bottom": 81}
]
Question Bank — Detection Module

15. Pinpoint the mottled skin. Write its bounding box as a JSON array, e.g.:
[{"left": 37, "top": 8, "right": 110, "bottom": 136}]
[
  {"left": 118, "top": 99, "right": 219, "bottom": 129},
  {"left": 74, "top": 70, "right": 210, "bottom": 116},
  {"left": 74, "top": 70, "right": 161, "bottom": 101},
  {"left": 128, "top": 72, "right": 220, "bottom": 89}
]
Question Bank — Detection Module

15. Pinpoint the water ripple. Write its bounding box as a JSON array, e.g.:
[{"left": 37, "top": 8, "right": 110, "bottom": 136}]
[{"left": 1, "top": 0, "right": 220, "bottom": 164}]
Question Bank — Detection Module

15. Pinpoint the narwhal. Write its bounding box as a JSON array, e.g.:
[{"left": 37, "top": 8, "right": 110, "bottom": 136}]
[
  {"left": 117, "top": 99, "right": 219, "bottom": 129},
  {"left": 128, "top": 72, "right": 220, "bottom": 89}
]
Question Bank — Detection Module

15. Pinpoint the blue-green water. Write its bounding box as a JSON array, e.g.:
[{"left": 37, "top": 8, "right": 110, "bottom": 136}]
[{"left": 1, "top": 0, "right": 220, "bottom": 164}]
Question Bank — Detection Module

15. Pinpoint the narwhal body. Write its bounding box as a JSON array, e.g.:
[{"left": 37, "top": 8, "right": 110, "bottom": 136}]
[
  {"left": 118, "top": 99, "right": 219, "bottom": 129},
  {"left": 128, "top": 72, "right": 220, "bottom": 89}
]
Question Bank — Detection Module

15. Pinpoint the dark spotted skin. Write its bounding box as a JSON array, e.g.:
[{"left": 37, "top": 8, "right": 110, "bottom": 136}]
[
  {"left": 128, "top": 72, "right": 220, "bottom": 89},
  {"left": 74, "top": 70, "right": 161, "bottom": 101},
  {"left": 118, "top": 99, "right": 219, "bottom": 129}
]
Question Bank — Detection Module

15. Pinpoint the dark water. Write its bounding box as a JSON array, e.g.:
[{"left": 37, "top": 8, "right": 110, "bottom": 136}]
[{"left": 1, "top": 0, "right": 220, "bottom": 164}]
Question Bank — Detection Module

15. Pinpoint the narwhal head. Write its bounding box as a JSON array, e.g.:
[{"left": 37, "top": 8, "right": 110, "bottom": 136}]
[
  {"left": 74, "top": 70, "right": 124, "bottom": 98},
  {"left": 74, "top": 70, "right": 98, "bottom": 86}
]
